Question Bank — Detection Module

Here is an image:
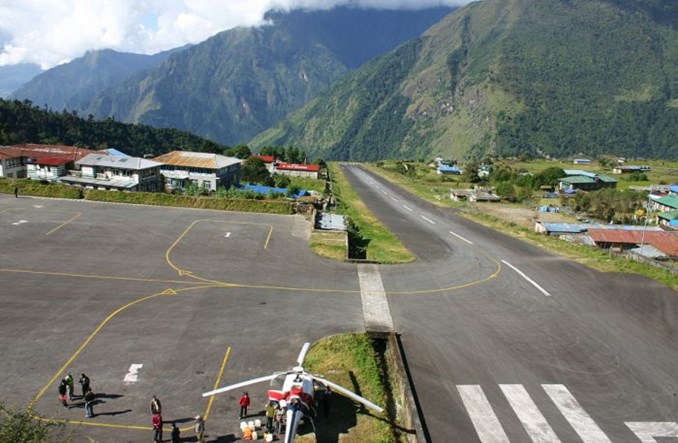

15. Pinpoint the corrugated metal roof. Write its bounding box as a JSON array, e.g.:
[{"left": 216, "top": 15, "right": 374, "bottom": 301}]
[
  {"left": 153, "top": 151, "right": 241, "bottom": 169},
  {"left": 655, "top": 195, "right": 678, "bottom": 209},
  {"left": 563, "top": 169, "right": 597, "bottom": 178},
  {"left": 275, "top": 163, "right": 320, "bottom": 172},
  {"left": 76, "top": 153, "right": 162, "bottom": 169},
  {"left": 29, "top": 156, "right": 72, "bottom": 166},
  {"left": 561, "top": 176, "right": 596, "bottom": 184},
  {"left": 588, "top": 229, "right": 678, "bottom": 256},
  {"left": 658, "top": 209, "right": 678, "bottom": 221}
]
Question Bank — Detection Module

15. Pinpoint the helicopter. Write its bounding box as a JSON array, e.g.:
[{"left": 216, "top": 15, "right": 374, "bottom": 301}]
[{"left": 202, "top": 343, "right": 384, "bottom": 443}]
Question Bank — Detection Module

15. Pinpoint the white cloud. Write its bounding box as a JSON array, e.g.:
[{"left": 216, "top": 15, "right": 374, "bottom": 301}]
[{"left": 0, "top": 0, "right": 471, "bottom": 69}]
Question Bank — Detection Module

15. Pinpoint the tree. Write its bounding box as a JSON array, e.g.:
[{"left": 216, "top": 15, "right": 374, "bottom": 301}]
[
  {"left": 225, "top": 145, "right": 252, "bottom": 159},
  {"left": 240, "top": 157, "right": 271, "bottom": 184},
  {"left": 273, "top": 174, "right": 291, "bottom": 188},
  {"left": 495, "top": 182, "right": 517, "bottom": 201},
  {"left": 0, "top": 403, "right": 73, "bottom": 443},
  {"left": 463, "top": 161, "right": 481, "bottom": 184}
]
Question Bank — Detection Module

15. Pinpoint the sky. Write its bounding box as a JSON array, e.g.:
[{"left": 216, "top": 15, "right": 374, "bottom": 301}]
[{"left": 0, "top": 0, "right": 472, "bottom": 70}]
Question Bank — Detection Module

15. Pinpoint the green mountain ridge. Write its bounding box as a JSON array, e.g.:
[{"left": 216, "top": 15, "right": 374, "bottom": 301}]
[
  {"left": 77, "top": 7, "right": 453, "bottom": 145},
  {"left": 252, "top": 0, "right": 678, "bottom": 161}
]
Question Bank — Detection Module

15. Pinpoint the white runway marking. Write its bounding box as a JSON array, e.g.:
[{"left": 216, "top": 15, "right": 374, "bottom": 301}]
[
  {"left": 224, "top": 232, "right": 231, "bottom": 238},
  {"left": 390, "top": 196, "right": 398, "bottom": 202},
  {"left": 500, "top": 384, "right": 560, "bottom": 442},
  {"left": 625, "top": 422, "right": 678, "bottom": 442},
  {"left": 33, "top": 205, "right": 43, "bottom": 208},
  {"left": 542, "top": 384, "right": 611, "bottom": 443},
  {"left": 12, "top": 220, "right": 28, "bottom": 225},
  {"left": 403, "top": 205, "right": 413, "bottom": 212},
  {"left": 124, "top": 364, "right": 143, "bottom": 383},
  {"left": 458, "top": 385, "right": 510, "bottom": 443},
  {"left": 501, "top": 260, "right": 551, "bottom": 296},
  {"left": 382, "top": 190, "right": 388, "bottom": 195},
  {"left": 357, "top": 264, "right": 393, "bottom": 333},
  {"left": 449, "top": 230, "right": 474, "bottom": 245},
  {"left": 420, "top": 215, "right": 436, "bottom": 225}
]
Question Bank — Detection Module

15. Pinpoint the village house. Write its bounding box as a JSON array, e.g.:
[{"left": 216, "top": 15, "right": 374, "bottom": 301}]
[
  {"left": 0, "top": 144, "right": 98, "bottom": 181},
  {"left": 558, "top": 170, "right": 617, "bottom": 192},
  {"left": 612, "top": 165, "right": 651, "bottom": 174},
  {"left": 60, "top": 153, "right": 163, "bottom": 192},
  {"left": 153, "top": 151, "right": 241, "bottom": 191},
  {"left": 273, "top": 162, "right": 320, "bottom": 179}
]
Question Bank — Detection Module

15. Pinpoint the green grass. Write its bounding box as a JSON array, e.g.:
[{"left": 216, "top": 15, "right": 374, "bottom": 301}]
[
  {"left": 302, "top": 334, "right": 393, "bottom": 443},
  {"left": 310, "top": 230, "right": 347, "bottom": 261},
  {"left": 329, "top": 163, "right": 414, "bottom": 263}
]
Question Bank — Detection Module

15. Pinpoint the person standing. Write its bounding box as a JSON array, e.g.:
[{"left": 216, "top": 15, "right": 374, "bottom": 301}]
[
  {"left": 194, "top": 415, "right": 205, "bottom": 443},
  {"left": 264, "top": 401, "right": 275, "bottom": 431},
  {"left": 170, "top": 422, "right": 181, "bottom": 443},
  {"left": 150, "top": 395, "right": 162, "bottom": 415},
  {"left": 13, "top": 185, "right": 18, "bottom": 198},
  {"left": 322, "top": 386, "right": 332, "bottom": 417},
  {"left": 58, "top": 379, "right": 68, "bottom": 407},
  {"left": 152, "top": 412, "right": 163, "bottom": 443},
  {"left": 78, "top": 373, "right": 90, "bottom": 398},
  {"left": 238, "top": 392, "right": 250, "bottom": 418},
  {"left": 65, "top": 373, "right": 74, "bottom": 401},
  {"left": 84, "top": 388, "right": 95, "bottom": 418}
]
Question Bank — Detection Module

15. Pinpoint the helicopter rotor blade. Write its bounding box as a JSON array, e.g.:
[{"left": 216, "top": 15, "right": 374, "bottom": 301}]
[
  {"left": 313, "top": 376, "right": 384, "bottom": 414},
  {"left": 296, "top": 342, "right": 311, "bottom": 366},
  {"left": 202, "top": 374, "right": 276, "bottom": 397}
]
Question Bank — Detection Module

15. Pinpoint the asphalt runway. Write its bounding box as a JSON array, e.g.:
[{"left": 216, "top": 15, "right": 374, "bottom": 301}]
[
  {"left": 0, "top": 196, "right": 363, "bottom": 442},
  {"left": 341, "top": 165, "right": 678, "bottom": 443},
  {"left": 1, "top": 170, "right": 677, "bottom": 443}
]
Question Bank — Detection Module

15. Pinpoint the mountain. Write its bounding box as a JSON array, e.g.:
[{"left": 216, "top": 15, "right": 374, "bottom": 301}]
[
  {"left": 78, "top": 6, "right": 454, "bottom": 145},
  {"left": 11, "top": 47, "right": 187, "bottom": 111},
  {"left": 252, "top": 0, "right": 678, "bottom": 161},
  {"left": 0, "top": 63, "right": 42, "bottom": 98}
]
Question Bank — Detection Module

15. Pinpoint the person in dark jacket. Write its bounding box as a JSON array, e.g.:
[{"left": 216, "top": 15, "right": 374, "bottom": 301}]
[
  {"left": 79, "top": 373, "right": 90, "bottom": 398},
  {"left": 84, "top": 388, "right": 95, "bottom": 418},
  {"left": 170, "top": 422, "right": 181, "bottom": 442},
  {"left": 58, "top": 379, "right": 68, "bottom": 407}
]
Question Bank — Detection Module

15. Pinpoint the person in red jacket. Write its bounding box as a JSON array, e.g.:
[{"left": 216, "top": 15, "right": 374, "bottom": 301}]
[
  {"left": 152, "top": 412, "right": 163, "bottom": 442},
  {"left": 239, "top": 392, "right": 251, "bottom": 418}
]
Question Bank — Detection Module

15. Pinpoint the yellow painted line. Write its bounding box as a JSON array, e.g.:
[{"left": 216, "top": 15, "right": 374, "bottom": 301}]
[
  {"left": 45, "top": 211, "right": 81, "bottom": 235},
  {"left": 30, "top": 289, "right": 183, "bottom": 408},
  {"left": 203, "top": 346, "right": 231, "bottom": 423},
  {"left": 34, "top": 415, "right": 151, "bottom": 430},
  {"left": 0, "top": 268, "right": 202, "bottom": 286},
  {"left": 0, "top": 207, "right": 82, "bottom": 235},
  {"left": 386, "top": 246, "right": 504, "bottom": 295},
  {"left": 166, "top": 219, "right": 274, "bottom": 283}
]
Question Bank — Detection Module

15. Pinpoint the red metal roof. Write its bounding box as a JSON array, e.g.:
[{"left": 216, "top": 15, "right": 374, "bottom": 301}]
[
  {"left": 5, "top": 144, "right": 98, "bottom": 162},
  {"left": 588, "top": 229, "right": 678, "bottom": 256},
  {"left": 275, "top": 163, "right": 320, "bottom": 172},
  {"left": 29, "top": 156, "right": 71, "bottom": 166},
  {"left": 253, "top": 155, "right": 276, "bottom": 163}
]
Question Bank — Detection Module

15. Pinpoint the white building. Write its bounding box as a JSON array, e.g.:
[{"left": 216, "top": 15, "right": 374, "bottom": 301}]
[
  {"left": 60, "top": 154, "right": 163, "bottom": 192},
  {"left": 153, "top": 151, "right": 242, "bottom": 191}
]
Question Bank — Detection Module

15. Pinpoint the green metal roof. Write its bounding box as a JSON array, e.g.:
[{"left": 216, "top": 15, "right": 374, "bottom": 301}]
[
  {"left": 560, "top": 176, "right": 596, "bottom": 184},
  {"left": 658, "top": 209, "right": 678, "bottom": 221},
  {"left": 597, "top": 175, "right": 617, "bottom": 183},
  {"left": 655, "top": 195, "right": 678, "bottom": 209}
]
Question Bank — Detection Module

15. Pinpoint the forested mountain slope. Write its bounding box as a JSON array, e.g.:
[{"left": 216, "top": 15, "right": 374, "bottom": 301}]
[{"left": 252, "top": 0, "right": 678, "bottom": 161}]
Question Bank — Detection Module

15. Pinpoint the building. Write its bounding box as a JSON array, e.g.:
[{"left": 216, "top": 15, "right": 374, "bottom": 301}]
[
  {"left": 252, "top": 155, "right": 277, "bottom": 173},
  {"left": 612, "top": 165, "right": 651, "bottom": 174},
  {"left": 657, "top": 210, "right": 678, "bottom": 229},
  {"left": 0, "top": 148, "right": 26, "bottom": 178},
  {"left": 153, "top": 151, "right": 241, "bottom": 191},
  {"left": 572, "top": 158, "right": 592, "bottom": 164},
  {"left": 273, "top": 163, "right": 320, "bottom": 179},
  {"left": 558, "top": 170, "right": 617, "bottom": 191},
  {"left": 60, "top": 154, "right": 163, "bottom": 192},
  {"left": 0, "top": 144, "right": 98, "bottom": 181},
  {"left": 436, "top": 165, "right": 462, "bottom": 175},
  {"left": 669, "top": 184, "right": 678, "bottom": 196},
  {"left": 650, "top": 195, "right": 678, "bottom": 213},
  {"left": 587, "top": 229, "right": 678, "bottom": 258}
]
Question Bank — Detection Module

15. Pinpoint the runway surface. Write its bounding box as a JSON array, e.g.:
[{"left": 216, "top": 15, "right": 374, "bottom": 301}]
[{"left": 1, "top": 168, "right": 676, "bottom": 442}]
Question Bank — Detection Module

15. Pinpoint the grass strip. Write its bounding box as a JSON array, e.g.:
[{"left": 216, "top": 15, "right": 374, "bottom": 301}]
[
  {"left": 301, "top": 334, "right": 393, "bottom": 443},
  {"left": 329, "top": 163, "right": 414, "bottom": 264}
]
